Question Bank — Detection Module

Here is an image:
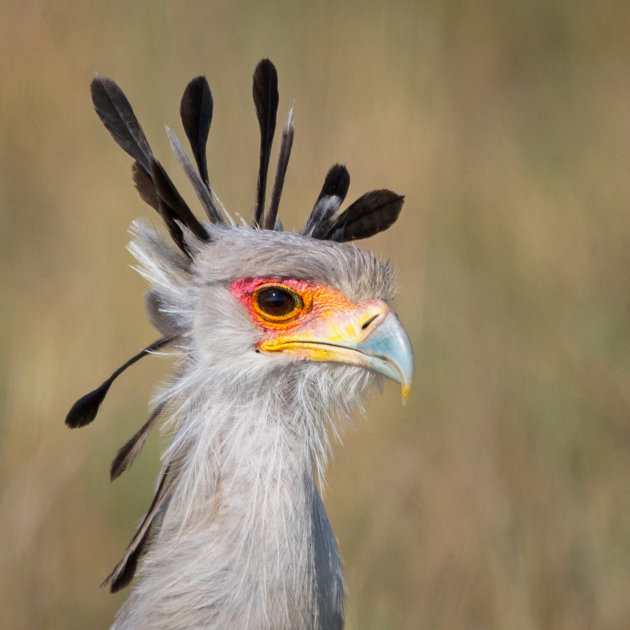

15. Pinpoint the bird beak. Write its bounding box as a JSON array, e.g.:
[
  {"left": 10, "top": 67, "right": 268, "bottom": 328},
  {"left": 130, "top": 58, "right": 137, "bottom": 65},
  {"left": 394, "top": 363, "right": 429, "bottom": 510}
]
[
  {"left": 352, "top": 310, "right": 414, "bottom": 403},
  {"left": 259, "top": 302, "right": 414, "bottom": 403}
]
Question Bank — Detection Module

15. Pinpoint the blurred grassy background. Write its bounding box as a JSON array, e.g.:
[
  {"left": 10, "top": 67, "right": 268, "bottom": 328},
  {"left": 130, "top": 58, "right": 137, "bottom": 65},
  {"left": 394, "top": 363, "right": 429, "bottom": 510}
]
[{"left": 2, "top": 0, "right": 630, "bottom": 628}]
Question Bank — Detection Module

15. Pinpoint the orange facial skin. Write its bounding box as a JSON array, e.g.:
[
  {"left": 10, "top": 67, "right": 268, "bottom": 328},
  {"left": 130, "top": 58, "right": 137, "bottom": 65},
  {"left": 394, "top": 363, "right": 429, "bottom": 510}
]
[
  {"left": 230, "top": 277, "right": 414, "bottom": 401},
  {"left": 230, "top": 277, "right": 378, "bottom": 339}
]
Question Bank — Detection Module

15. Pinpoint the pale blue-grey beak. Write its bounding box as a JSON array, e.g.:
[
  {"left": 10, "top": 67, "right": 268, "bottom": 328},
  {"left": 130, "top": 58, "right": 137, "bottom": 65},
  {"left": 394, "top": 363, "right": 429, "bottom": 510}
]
[{"left": 354, "top": 310, "right": 414, "bottom": 403}]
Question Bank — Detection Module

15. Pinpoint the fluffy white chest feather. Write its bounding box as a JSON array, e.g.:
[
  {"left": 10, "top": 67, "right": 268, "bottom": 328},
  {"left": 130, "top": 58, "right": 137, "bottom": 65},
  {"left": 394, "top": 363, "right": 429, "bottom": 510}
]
[{"left": 112, "top": 389, "right": 345, "bottom": 630}]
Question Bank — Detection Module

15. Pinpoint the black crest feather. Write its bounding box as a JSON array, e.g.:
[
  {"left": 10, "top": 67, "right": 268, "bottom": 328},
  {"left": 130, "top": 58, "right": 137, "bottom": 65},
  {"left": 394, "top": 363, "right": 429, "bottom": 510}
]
[
  {"left": 132, "top": 161, "right": 189, "bottom": 257},
  {"left": 149, "top": 158, "right": 209, "bottom": 242},
  {"left": 157, "top": 196, "right": 191, "bottom": 259},
  {"left": 318, "top": 163, "right": 351, "bottom": 201},
  {"left": 91, "top": 77, "right": 153, "bottom": 174},
  {"left": 302, "top": 164, "right": 351, "bottom": 238},
  {"left": 103, "top": 463, "right": 176, "bottom": 592},
  {"left": 166, "top": 127, "right": 221, "bottom": 224},
  {"left": 110, "top": 402, "right": 166, "bottom": 481},
  {"left": 92, "top": 77, "right": 198, "bottom": 257},
  {"left": 65, "top": 338, "right": 173, "bottom": 429},
  {"left": 180, "top": 76, "right": 213, "bottom": 189},
  {"left": 264, "top": 108, "right": 294, "bottom": 230},
  {"left": 252, "top": 59, "right": 279, "bottom": 227},
  {"left": 320, "top": 189, "right": 404, "bottom": 242},
  {"left": 64, "top": 380, "right": 114, "bottom": 430},
  {"left": 131, "top": 161, "right": 159, "bottom": 211}
]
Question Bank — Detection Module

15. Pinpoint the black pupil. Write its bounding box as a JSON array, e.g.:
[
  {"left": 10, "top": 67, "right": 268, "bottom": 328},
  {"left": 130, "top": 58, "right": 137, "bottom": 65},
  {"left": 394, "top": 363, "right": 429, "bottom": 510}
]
[{"left": 257, "top": 287, "right": 296, "bottom": 317}]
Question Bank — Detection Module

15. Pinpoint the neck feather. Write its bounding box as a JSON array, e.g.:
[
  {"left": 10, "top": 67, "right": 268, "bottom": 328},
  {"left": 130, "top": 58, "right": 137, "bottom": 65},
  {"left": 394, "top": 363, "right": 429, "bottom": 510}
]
[{"left": 112, "top": 361, "right": 355, "bottom": 629}]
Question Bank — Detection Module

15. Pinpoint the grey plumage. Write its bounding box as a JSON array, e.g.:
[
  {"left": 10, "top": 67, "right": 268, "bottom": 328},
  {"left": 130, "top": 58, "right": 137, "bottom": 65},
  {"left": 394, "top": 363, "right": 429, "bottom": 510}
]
[{"left": 67, "top": 60, "right": 412, "bottom": 630}]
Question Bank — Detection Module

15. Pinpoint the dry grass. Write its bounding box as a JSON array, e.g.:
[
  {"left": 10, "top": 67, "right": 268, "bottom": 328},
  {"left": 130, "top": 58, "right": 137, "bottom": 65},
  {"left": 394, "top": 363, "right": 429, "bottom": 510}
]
[{"left": 2, "top": 1, "right": 630, "bottom": 628}]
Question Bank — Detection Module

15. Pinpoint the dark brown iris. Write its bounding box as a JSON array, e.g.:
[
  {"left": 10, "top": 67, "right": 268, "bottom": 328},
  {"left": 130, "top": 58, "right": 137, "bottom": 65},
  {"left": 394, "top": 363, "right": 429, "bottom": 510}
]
[{"left": 256, "top": 286, "right": 300, "bottom": 318}]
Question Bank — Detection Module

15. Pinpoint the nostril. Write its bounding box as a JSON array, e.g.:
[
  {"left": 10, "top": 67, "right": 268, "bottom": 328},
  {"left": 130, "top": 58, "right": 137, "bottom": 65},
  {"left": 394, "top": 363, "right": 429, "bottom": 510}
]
[{"left": 361, "top": 314, "right": 379, "bottom": 331}]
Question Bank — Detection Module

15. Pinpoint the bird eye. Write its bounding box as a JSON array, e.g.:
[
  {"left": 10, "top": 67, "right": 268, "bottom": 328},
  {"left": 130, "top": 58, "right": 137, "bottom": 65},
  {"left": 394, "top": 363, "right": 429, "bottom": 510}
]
[{"left": 254, "top": 285, "right": 302, "bottom": 321}]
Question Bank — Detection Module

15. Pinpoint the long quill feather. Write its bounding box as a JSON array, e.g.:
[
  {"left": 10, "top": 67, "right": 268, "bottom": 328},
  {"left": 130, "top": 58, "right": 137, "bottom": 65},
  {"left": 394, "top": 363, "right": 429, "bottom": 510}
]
[
  {"left": 91, "top": 77, "right": 153, "bottom": 173},
  {"left": 110, "top": 402, "right": 167, "bottom": 481},
  {"left": 322, "top": 189, "right": 404, "bottom": 242},
  {"left": 65, "top": 337, "right": 174, "bottom": 429},
  {"left": 180, "top": 76, "right": 213, "bottom": 188},
  {"left": 166, "top": 127, "right": 221, "bottom": 223},
  {"left": 91, "top": 77, "right": 195, "bottom": 257},
  {"left": 149, "top": 158, "right": 209, "bottom": 242},
  {"left": 302, "top": 163, "right": 350, "bottom": 237},
  {"left": 103, "top": 463, "right": 177, "bottom": 592},
  {"left": 264, "top": 107, "right": 294, "bottom": 230},
  {"left": 252, "top": 59, "right": 279, "bottom": 227}
]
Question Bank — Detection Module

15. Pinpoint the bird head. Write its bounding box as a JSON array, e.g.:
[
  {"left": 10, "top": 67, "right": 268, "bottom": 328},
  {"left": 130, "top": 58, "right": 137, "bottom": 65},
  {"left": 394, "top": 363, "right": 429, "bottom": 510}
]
[
  {"left": 189, "top": 228, "right": 412, "bottom": 402},
  {"left": 67, "top": 58, "right": 413, "bottom": 432}
]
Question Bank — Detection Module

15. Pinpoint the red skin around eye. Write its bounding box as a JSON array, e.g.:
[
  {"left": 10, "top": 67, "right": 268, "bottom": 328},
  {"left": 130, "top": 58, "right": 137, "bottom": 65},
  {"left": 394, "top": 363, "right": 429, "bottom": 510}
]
[
  {"left": 230, "top": 277, "right": 312, "bottom": 300},
  {"left": 230, "top": 277, "right": 356, "bottom": 335}
]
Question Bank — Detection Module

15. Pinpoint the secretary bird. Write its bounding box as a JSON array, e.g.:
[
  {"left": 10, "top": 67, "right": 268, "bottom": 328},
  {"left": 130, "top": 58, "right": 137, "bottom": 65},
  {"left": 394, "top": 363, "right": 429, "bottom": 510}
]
[{"left": 66, "top": 59, "right": 413, "bottom": 629}]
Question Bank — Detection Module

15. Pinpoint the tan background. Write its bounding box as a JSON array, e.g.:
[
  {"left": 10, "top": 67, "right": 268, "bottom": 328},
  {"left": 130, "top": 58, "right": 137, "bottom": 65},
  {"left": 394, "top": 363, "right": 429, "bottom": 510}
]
[{"left": 2, "top": 1, "right": 630, "bottom": 628}]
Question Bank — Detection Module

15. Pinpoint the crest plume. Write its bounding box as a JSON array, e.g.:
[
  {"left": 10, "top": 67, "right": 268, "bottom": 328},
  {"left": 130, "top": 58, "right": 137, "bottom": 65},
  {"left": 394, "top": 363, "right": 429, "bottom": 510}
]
[
  {"left": 252, "top": 58, "right": 279, "bottom": 227},
  {"left": 319, "top": 189, "right": 405, "bottom": 242},
  {"left": 302, "top": 163, "right": 351, "bottom": 238},
  {"left": 180, "top": 76, "right": 213, "bottom": 188},
  {"left": 65, "top": 337, "right": 172, "bottom": 428},
  {"left": 90, "top": 77, "right": 153, "bottom": 172},
  {"left": 264, "top": 107, "right": 295, "bottom": 230},
  {"left": 110, "top": 402, "right": 166, "bottom": 481}
]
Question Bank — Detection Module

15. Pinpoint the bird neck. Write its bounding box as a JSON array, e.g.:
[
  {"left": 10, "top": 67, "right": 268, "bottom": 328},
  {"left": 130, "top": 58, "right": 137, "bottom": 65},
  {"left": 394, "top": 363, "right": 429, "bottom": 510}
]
[{"left": 114, "top": 369, "right": 344, "bottom": 629}]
